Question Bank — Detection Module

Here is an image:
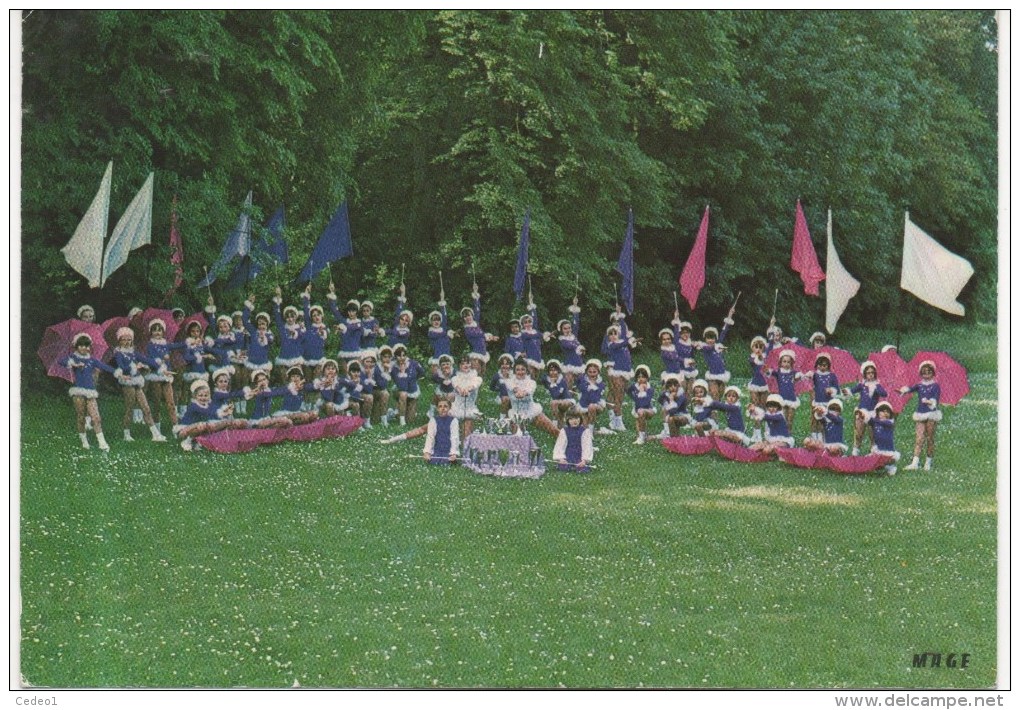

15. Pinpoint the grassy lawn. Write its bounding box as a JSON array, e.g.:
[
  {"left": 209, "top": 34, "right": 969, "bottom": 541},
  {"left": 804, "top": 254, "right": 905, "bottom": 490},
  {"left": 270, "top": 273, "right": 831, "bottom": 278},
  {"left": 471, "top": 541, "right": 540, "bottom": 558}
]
[{"left": 18, "top": 325, "right": 998, "bottom": 688}]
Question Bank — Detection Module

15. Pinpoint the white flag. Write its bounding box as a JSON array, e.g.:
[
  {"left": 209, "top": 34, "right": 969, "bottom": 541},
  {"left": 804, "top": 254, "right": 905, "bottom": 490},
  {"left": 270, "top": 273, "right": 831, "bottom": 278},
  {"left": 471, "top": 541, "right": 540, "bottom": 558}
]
[
  {"left": 61, "top": 161, "right": 111, "bottom": 289},
  {"left": 900, "top": 212, "right": 974, "bottom": 316},
  {"left": 102, "top": 172, "right": 154, "bottom": 287},
  {"left": 824, "top": 209, "right": 860, "bottom": 334}
]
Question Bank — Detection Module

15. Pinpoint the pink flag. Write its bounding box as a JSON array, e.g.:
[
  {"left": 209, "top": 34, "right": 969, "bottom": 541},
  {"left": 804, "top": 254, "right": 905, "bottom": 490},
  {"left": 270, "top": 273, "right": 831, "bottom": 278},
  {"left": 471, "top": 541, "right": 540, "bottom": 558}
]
[
  {"left": 679, "top": 205, "right": 710, "bottom": 310},
  {"left": 790, "top": 200, "right": 825, "bottom": 296},
  {"left": 161, "top": 196, "right": 185, "bottom": 306}
]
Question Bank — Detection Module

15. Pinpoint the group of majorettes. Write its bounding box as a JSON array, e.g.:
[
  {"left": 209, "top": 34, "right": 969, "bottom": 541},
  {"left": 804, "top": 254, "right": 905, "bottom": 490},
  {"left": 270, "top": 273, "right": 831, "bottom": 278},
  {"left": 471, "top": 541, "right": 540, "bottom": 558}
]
[{"left": 60, "top": 289, "right": 946, "bottom": 473}]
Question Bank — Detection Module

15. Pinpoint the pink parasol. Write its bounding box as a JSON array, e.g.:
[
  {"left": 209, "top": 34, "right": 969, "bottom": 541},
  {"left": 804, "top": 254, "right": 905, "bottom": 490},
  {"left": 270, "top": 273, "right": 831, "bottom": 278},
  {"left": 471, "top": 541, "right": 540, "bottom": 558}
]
[
  {"left": 764, "top": 341, "right": 814, "bottom": 395},
  {"left": 810, "top": 346, "right": 861, "bottom": 387},
  {"left": 196, "top": 415, "right": 363, "bottom": 453},
  {"left": 661, "top": 436, "right": 716, "bottom": 456},
  {"left": 37, "top": 318, "right": 109, "bottom": 382},
  {"left": 712, "top": 437, "right": 773, "bottom": 463},
  {"left": 866, "top": 349, "right": 913, "bottom": 413},
  {"left": 906, "top": 351, "right": 970, "bottom": 406},
  {"left": 775, "top": 447, "right": 820, "bottom": 469},
  {"left": 819, "top": 451, "right": 893, "bottom": 475}
]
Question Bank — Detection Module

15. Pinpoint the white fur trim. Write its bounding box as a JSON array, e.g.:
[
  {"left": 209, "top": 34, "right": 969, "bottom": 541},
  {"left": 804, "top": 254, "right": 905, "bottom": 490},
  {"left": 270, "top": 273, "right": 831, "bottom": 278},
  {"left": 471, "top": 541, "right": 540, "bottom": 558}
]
[
  {"left": 68, "top": 387, "right": 99, "bottom": 399},
  {"left": 525, "top": 358, "right": 545, "bottom": 370},
  {"left": 722, "top": 429, "right": 752, "bottom": 446},
  {"left": 190, "top": 379, "right": 210, "bottom": 394},
  {"left": 245, "top": 362, "right": 272, "bottom": 372},
  {"left": 781, "top": 398, "right": 801, "bottom": 409},
  {"left": 872, "top": 447, "right": 901, "bottom": 461},
  {"left": 766, "top": 435, "right": 795, "bottom": 447},
  {"left": 705, "top": 371, "right": 731, "bottom": 383},
  {"left": 144, "top": 373, "right": 174, "bottom": 383},
  {"left": 275, "top": 356, "right": 306, "bottom": 367},
  {"left": 608, "top": 367, "right": 634, "bottom": 380},
  {"left": 747, "top": 383, "right": 770, "bottom": 393},
  {"left": 912, "top": 410, "right": 943, "bottom": 422},
  {"left": 468, "top": 351, "right": 491, "bottom": 363},
  {"left": 183, "top": 372, "right": 210, "bottom": 383}
]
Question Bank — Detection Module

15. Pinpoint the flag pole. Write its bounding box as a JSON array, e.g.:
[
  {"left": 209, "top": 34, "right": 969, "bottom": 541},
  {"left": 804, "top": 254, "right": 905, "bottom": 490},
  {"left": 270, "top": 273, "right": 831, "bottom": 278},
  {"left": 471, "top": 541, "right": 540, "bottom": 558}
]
[
  {"left": 471, "top": 258, "right": 478, "bottom": 292},
  {"left": 203, "top": 267, "right": 213, "bottom": 303},
  {"left": 673, "top": 290, "right": 679, "bottom": 314},
  {"left": 771, "top": 289, "right": 779, "bottom": 321},
  {"left": 731, "top": 291, "right": 742, "bottom": 311},
  {"left": 528, "top": 273, "right": 534, "bottom": 304}
]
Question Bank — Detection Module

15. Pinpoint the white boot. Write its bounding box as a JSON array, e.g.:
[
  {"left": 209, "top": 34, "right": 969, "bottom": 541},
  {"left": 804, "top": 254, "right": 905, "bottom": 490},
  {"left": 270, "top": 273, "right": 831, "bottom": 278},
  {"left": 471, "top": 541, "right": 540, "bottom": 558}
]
[
  {"left": 96, "top": 432, "right": 110, "bottom": 451},
  {"left": 180, "top": 437, "right": 193, "bottom": 451},
  {"left": 924, "top": 457, "right": 933, "bottom": 471},
  {"left": 123, "top": 429, "right": 134, "bottom": 442},
  {"left": 851, "top": 447, "right": 860, "bottom": 456},
  {"left": 885, "top": 464, "right": 897, "bottom": 476},
  {"left": 904, "top": 457, "right": 920, "bottom": 471},
  {"left": 381, "top": 414, "right": 389, "bottom": 427},
  {"left": 399, "top": 416, "right": 407, "bottom": 426},
  {"left": 84, "top": 416, "right": 93, "bottom": 431},
  {"left": 634, "top": 432, "right": 646, "bottom": 445},
  {"left": 133, "top": 408, "right": 144, "bottom": 424},
  {"left": 150, "top": 424, "right": 167, "bottom": 442},
  {"left": 79, "top": 432, "right": 90, "bottom": 449}
]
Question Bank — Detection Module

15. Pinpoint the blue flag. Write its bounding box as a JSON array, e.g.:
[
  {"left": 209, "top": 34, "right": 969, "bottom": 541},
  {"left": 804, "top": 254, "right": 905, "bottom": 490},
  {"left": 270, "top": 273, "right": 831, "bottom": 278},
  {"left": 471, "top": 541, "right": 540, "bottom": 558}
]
[
  {"left": 615, "top": 208, "right": 634, "bottom": 314},
  {"left": 197, "top": 191, "right": 253, "bottom": 288},
  {"left": 513, "top": 209, "right": 531, "bottom": 301},
  {"left": 262, "top": 204, "right": 288, "bottom": 265},
  {"left": 294, "top": 200, "right": 353, "bottom": 284}
]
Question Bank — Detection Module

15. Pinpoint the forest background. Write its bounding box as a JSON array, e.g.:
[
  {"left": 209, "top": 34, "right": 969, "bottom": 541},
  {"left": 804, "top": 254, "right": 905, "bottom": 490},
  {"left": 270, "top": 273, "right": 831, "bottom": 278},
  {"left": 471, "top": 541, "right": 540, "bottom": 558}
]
[{"left": 19, "top": 10, "right": 998, "bottom": 386}]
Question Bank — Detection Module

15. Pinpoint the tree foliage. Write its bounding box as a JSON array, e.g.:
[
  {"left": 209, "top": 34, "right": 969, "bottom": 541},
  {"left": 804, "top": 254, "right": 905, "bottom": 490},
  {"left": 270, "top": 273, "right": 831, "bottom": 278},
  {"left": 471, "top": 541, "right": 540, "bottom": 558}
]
[{"left": 21, "top": 10, "right": 998, "bottom": 378}]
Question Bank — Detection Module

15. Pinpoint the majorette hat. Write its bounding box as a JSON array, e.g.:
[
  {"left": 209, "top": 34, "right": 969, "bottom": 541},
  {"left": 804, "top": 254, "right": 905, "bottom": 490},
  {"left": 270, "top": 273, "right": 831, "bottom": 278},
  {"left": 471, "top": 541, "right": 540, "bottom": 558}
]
[
  {"left": 751, "top": 335, "right": 767, "bottom": 348},
  {"left": 703, "top": 326, "right": 719, "bottom": 338},
  {"left": 605, "top": 324, "right": 620, "bottom": 336},
  {"left": 460, "top": 306, "right": 474, "bottom": 318},
  {"left": 76, "top": 304, "right": 95, "bottom": 318},
  {"left": 399, "top": 308, "right": 414, "bottom": 321},
  {"left": 779, "top": 349, "right": 797, "bottom": 363},
  {"left": 635, "top": 364, "right": 652, "bottom": 379},
  {"left": 73, "top": 332, "right": 92, "bottom": 346},
  {"left": 190, "top": 379, "right": 210, "bottom": 394},
  {"left": 345, "top": 299, "right": 360, "bottom": 310},
  {"left": 438, "top": 354, "right": 454, "bottom": 365},
  {"left": 428, "top": 310, "right": 443, "bottom": 321},
  {"left": 215, "top": 315, "right": 231, "bottom": 326},
  {"left": 251, "top": 369, "right": 269, "bottom": 383},
  {"left": 918, "top": 360, "right": 936, "bottom": 374},
  {"left": 875, "top": 402, "right": 894, "bottom": 415},
  {"left": 507, "top": 318, "right": 521, "bottom": 328},
  {"left": 149, "top": 318, "right": 168, "bottom": 331},
  {"left": 814, "top": 352, "right": 831, "bottom": 366},
  {"left": 127, "top": 306, "right": 143, "bottom": 319},
  {"left": 678, "top": 321, "right": 692, "bottom": 332},
  {"left": 497, "top": 353, "right": 514, "bottom": 366},
  {"left": 860, "top": 360, "right": 877, "bottom": 375},
  {"left": 283, "top": 305, "right": 299, "bottom": 317},
  {"left": 346, "top": 360, "right": 362, "bottom": 373},
  {"left": 557, "top": 319, "right": 571, "bottom": 331},
  {"left": 827, "top": 399, "right": 844, "bottom": 411},
  {"left": 309, "top": 304, "right": 324, "bottom": 316},
  {"left": 286, "top": 366, "right": 304, "bottom": 379},
  {"left": 393, "top": 344, "right": 408, "bottom": 356},
  {"left": 231, "top": 310, "right": 243, "bottom": 319},
  {"left": 171, "top": 308, "right": 186, "bottom": 319},
  {"left": 520, "top": 313, "right": 534, "bottom": 322},
  {"left": 584, "top": 358, "right": 603, "bottom": 370},
  {"left": 546, "top": 359, "right": 563, "bottom": 371},
  {"left": 255, "top": 311, "right": 271, "bottom": 324},
  {"left": 658, "top": 328, "right": 675, "bottom": 339},
  {"left": 663, "top": 374, "right": 681, "bottom": 386},
  {"left": 377, "top": 345, "right": 393, "bottom": 359},
  {"left": 116, "top": 326, "right": 134, "bottom": 340},
  {"left": 322, "top": 358, "right": 339, "bottom": 371},
  {"left": 360, "top": 300, "right": 374, "bottom": 311},
  {"left": 766, "top": 393, "right": 784, "bottom": 407},
  {"left": 724, "top": 385, "right": 742, "bottom": 398},
  {"left": 211, "top": 367, "right": 232, "bottom": 383},
  {"left": 810, "top": 331, "right": 826, "bottom": 343},
  {"left": 881, "top": 344, "right": 898, "bottom": 353},
  {"left": 691, "top": 378, "right": 710, "bottom": 392}
]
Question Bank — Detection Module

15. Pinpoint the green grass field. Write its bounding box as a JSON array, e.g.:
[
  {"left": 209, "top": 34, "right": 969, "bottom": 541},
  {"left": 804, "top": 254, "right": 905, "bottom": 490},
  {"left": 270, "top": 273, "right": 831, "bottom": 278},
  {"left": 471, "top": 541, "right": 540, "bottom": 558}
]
[{"left": 19, "top": 326, "right": 999, "bottom": 688}]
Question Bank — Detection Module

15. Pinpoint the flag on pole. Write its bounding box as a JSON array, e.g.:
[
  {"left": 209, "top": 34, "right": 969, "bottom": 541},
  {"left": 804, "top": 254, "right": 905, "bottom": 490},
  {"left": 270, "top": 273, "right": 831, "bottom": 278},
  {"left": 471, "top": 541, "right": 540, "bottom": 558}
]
[
  {"left": 160, "top": 196, "right": 185, "bottom": 305},
  {"left": 294, "top": 200, "right": 353, "bottom": 284},
  {"left": 197, "top": 191, "right": 253, "bottom": 288},
  {"left": 790, "top": 199, "right": 825, "bottom": 296},
  {"left": 61, "top": 161, "right": 112, "bottom": 289},
  {"left": 616, "top": 208, "right": 635, "bottom": 314},
  {"left": 513, "top": 209, "right": 531, "bottom": 301},
  {"left": 679, "top": 205, "right": 710, "bottom": 310},
  {"left": 824, "top": 209, "right": 860, "bottom": 334},
  {"left": 229, "top": 204, "right": 289, "bottom": 288},
  {"left": 900, "top": 212, "right": 974, "bottom": 316},
  {"left": 262, "top": 205, "right": 289, "bottom": 265},
  {"left": 101, "top": 172, "right": 154, "bottom": 286}
]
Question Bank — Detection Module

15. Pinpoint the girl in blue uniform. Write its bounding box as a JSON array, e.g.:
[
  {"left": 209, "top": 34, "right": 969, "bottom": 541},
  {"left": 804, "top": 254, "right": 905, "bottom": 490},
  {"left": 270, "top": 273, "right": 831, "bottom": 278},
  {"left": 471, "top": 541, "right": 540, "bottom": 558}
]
[
  {"left": 242, "top": 296, "right": 275, "bottom": 380},
  {"left": 697, "top": 306, "right": 735, "bottom": 401},
  {"left": 431, "top": 355, "right": 456, "bottom": 414},
  {"left": 519, "top": 305, "right": 544, "bottom": 379},
  {"left": 746, "top": 336, "right": 770, "bottom": 442},
  {"left": 210, "top": 368, "right": 246, "bottom": 424},
  {"left": 749, "top": 394, "right": 795, "bottom": 453},
  {"left": 462, "top": 288, "right": 498, "bottom": 377},
  {"left": 845, "top": 360, "right": 888, "bottom": 456},
  {"left": 390, "top": 344, "right": 426, "bottom": 426},
  {"left": 326, "top": 287, "right": 365, "bottom": 365},
  {"left": 113, "top": 327, "right": 167, "bottom": 442},
  {"left": 804, "top": 353, "right": 840, "bottom": 443},
  {"left": 658, "top": 326, "right": 685, "bottom": 387},
  {"left": 804, "top": 400, "right": 847, "bottom": 455},
  {"left": 658, "top": 376, "right": 690, "bottom": 438},
  {"left": 709, "top": 385, "right": 750, "bottom": 446},
  {"left": 383, "top": 398, "right": 460, "bottom": 465},
  {"left": 689, "top": 379, "right": 716, "bottom": 437},
  {"left": 176, "top": 380, "right": 246, "bottom": 451},
  {"left": 426, "top": 302, "right": 455, "bottom": 375},
  {"left": 230, "top": 309, "right": 249, "bottom": 404},
  {"left": 363, "top": 352, "right": 391, "bottom": 427},
  {"left": 60, "top": 334, "right": 114, "bottom": 450},
  {"left": 144, "top": 318, "right": 185, "bottom": 436},
  {"left": 604, "top": 322, "right": 639, "bottom": 432},
  {"left": 273, "top": 291, "right": 306, "bottom": 385},
  {"left": 489, "top": 353, "right": 514, "bottom": 416},
  {"left": 388, "top": 284, "right": 413, "bottom": 348},
  {"left": 764, "top": 349, "right": 803, "bottom": 433},
  {"left": 540, "top": 360, "right": 576, "bottom": 429},
  {"left": 271, "top": 367, "right": 319, "bottom": 425},
  {"left": 553, "top": 407, "right": 594, "bottom": 472},
  {"left": 359, "top": 301, "right": 384, "bottom": 359},
  {"left": 673, "top": 317, "right": 699, "bottom": 398},
  {"left": 626, "top": 365, "right": 657, "bottom": 445},
  {"left": 860, "top": 402, "right": 899, "bottom": 475},
  {"left": 313, "top": 359, "right": 348, "bottom": 416},
  {"left": 243, "top": 370, "right": 297, "bottom": 429},
  {"left": 300, "top": 287, "right": 330, "bottom": 404},
  {"left": 577, "top": 359, "right": 608, "bottom": 430},
  {"left": 899, "top": 360, "right": 942, "bottom": 471},
  {"left": 548, "top": 297, "right": 584, "bottom": 388}
]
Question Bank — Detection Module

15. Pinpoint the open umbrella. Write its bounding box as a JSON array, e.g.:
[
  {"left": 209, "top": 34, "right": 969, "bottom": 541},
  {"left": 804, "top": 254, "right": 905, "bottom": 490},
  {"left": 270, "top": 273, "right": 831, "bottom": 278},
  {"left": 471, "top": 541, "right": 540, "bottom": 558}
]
[
  {"left": 775, "top": 447, "right": 820, "bottom": 470},
  {"left": 865, "top": 349, "right": 913, "bottom": 413},
  {"left": 661, "top": 436, "right": 716, "bottom": 456},
  {"left": 764, "top": 341, "right": 814, "bottom": 395},
  {"left": 37, "top": 318, "right": 108, "bottom": 382},
  {"left": 712, "top": 437, "right": 773, "bottom": 463},
  {"left": 906, "top": 351, "right": 970, "bottom": 406},
  {"left": 820, "top": 451, "right": 893, "bottom": 475},
  {"left": 810, "top": 346, "right": 861, "bottom": 387}
]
